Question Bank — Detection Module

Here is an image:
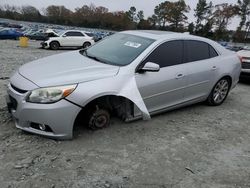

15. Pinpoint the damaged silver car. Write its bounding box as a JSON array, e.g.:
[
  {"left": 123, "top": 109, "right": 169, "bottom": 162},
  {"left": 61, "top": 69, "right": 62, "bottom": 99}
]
[{"left": 6, "top": 30, "right": 241, "bottom": 139}]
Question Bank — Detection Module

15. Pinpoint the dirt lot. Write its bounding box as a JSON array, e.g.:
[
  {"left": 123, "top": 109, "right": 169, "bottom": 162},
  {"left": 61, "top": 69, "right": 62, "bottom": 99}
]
[{"left": 0, "top": 40, "right": 250, "bottom": 188}]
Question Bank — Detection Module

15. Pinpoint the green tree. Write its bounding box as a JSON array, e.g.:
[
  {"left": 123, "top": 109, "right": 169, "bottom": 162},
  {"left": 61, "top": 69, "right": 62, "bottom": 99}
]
[
  {"left": 148, "top": 14, "right": 158, "bottom": 28},
  {"left": 126, "top": 6, "right": 137, "bottom": 22},
  {"left": 237, "top": 0, "right": 250, "bottom": 31},
  {"left": 153, "top": 0, "right": 190, "bottom": 31},
  {"left": 3, "top": 5, "right": 20, "bottom": 20},
  {"left": 188, "top": 22, "right": 195, "bottom": 34},
  {"left": 46, "top": 5, "right": 73, "bottom": 25},
  {"left": 137, "top": 10, "right": 144, "bottom": 22},
  {"left": 194, "top": 0, "right": 213, "bottom": 35},
  {"left": 154, "top": 3, "right": 167, "bottom": 27},
  {"left": 213, "top": 3, "right": 238, "bottom": 40},
  {"left": 20, "top": 6, "right": 41, "bottom": 21}
]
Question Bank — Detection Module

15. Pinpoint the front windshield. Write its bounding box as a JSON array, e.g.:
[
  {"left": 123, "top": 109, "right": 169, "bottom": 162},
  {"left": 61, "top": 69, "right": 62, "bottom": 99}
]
[{"left": 85, "top": 33, "right": 155, "bottom": 66}]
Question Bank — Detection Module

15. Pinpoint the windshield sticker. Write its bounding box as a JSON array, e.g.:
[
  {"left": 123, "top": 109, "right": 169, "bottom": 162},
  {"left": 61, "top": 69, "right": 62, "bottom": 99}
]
[{"left": 124, "top": 41, "right": 141, "bottom": 48}]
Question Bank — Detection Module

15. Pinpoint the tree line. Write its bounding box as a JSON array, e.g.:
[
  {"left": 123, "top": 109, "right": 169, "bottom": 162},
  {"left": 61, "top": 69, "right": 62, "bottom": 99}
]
[{"left": 0, "top": 0, "right": 250, "bottom": 42}]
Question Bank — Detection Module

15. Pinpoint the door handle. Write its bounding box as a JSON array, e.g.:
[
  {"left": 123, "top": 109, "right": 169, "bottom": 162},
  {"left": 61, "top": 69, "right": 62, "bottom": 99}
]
[
  {"left": 212, "top": 66, "right": 217, "bottom": 71},
  {"left": 175, "top": 73, "right": 184, "bottom": 79}
]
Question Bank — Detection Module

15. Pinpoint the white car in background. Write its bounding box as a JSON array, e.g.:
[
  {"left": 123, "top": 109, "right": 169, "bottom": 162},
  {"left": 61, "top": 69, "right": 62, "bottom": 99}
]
[
  {"left": 237, "top": 46, "right": 250, "bottom": 79},
  {"left": 41, "top": 30, "right": 95, "bottom": 50}
]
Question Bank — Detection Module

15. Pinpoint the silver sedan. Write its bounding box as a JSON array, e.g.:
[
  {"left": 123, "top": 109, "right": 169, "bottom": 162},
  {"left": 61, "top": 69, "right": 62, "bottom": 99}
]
[{"left": 6, "top": 30, "right": 241, "bottom": 139}]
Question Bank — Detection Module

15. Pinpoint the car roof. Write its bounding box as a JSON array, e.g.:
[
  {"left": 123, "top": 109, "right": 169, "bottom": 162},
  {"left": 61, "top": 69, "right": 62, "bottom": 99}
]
[
  {"left": 121, "top": 30, "right": 231, "bottom": 55},
  {"left": 64, "top": 30, "right": 86, "bottom": 33},
  {"left": 122, "top": 30, "right": 209, "bottom": 42}
]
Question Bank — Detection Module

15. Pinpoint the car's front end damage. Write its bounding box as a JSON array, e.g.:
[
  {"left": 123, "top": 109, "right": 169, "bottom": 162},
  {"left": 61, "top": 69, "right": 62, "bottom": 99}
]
[
  {"left": 40, "top": 41, "right": 49, "bottom": 49},
  {"left": 5, "top": 49, "right": 150, "bottom": 140}
]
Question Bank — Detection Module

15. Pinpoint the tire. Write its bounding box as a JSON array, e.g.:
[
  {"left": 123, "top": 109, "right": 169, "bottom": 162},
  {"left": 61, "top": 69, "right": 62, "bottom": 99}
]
[
  {"left": 50, "top": 41, "right": 60, "bottom": 50},
  {"left": 207, "top": 77, "right": 231, "bottom": 106},
  {"left": 82, "top": 42, "right": 91, "bottom": 49},
  {"left": 88, "top": 107, "right": 110, "bottom": 130}
]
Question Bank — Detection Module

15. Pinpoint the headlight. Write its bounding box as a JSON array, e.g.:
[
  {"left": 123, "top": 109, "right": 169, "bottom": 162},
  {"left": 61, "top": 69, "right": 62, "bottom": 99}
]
[{"left": 26, "top": 84, "right": 77, "bottom": 104}]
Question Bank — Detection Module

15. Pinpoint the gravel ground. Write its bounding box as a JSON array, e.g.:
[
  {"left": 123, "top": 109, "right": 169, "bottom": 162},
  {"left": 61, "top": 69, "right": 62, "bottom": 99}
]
[{"left": 0, "top": 40, "right": 250, "bottom": 188}]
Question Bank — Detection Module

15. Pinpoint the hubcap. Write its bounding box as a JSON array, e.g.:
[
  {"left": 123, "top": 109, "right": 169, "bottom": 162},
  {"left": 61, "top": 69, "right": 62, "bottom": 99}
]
[{"left": 213, "top": 79, "right": 229, "bottom": 104}]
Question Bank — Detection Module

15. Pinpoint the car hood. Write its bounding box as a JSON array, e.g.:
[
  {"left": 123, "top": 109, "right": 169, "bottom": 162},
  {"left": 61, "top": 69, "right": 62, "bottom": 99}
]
[{"left": 18, "top": 50, "right": 120, "bottom": 87}]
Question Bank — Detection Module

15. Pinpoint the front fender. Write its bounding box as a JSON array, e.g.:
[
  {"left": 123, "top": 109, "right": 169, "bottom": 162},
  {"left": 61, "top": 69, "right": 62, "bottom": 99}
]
[{"left": 66, "top": 75, "right": 151, "bottom": 120}]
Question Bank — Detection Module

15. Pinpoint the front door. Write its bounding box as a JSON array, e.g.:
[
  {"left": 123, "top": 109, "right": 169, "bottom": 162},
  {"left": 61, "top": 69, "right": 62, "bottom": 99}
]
[{"left": 135, "top": 40, "right": 187, "bottom": 113}]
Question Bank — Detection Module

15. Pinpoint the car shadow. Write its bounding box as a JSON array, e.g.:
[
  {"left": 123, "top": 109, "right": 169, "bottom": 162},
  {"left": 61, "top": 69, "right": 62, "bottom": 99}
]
[{"left": 239, "top": 78, "right": 250, "bottom": 85}]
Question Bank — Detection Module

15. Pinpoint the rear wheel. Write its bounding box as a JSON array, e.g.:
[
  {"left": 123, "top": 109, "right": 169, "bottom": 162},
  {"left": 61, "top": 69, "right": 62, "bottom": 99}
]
[
  {"left": 50, "top": 41, "right": 59, "bottom": 50},
  {"left": 82, "top": 42, "right": 91, "bottom": 49},
  {"left": 87, "top": 106, "right": 110, "bottom": 130},
  {"left": 207, "top": 77, "right": 231, "bottom": 106}
]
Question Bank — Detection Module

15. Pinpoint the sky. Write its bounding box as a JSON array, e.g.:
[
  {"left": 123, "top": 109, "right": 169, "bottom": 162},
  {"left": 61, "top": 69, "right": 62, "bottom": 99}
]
[{"left": 0, "top": 0, "right": 240, "bottom": 30}]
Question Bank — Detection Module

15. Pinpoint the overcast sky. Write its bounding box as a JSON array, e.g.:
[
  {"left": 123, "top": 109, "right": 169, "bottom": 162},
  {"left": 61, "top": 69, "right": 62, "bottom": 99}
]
[{"left": 0, "top": 0, "right": 239, "bottom": 29}]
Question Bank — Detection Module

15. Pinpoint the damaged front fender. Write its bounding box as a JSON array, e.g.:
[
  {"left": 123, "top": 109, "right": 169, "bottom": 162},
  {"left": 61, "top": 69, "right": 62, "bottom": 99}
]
[{"left": 66, "top": 75, "right": 151, "bottom": 120}]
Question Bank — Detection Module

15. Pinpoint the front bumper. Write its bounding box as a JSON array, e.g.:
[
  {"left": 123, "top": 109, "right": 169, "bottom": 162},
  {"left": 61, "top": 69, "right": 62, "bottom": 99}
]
[
  {"left": 40, "top": 41, "right": 49, "bottom": 49},
  {"left": 6, "top": 84, "right": 81, "bottom": 140}
]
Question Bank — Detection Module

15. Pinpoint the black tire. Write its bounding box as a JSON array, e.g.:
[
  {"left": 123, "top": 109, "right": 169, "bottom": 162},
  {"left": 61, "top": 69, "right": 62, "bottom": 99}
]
[
  {"left": 82, "top": 42, "right": 91, "bottom": 49},
  {"left": 88, "top": 107, "right": 110, "bottom": 130},
  {"left": 50, "top": 41, "right": 60, "bottom": 50},
  {"left": 207, "top": 77, "right": 231, "bottom": 106}
]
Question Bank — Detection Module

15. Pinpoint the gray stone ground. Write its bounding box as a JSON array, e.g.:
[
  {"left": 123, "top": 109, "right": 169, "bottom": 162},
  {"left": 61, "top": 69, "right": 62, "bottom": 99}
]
[{"left": 0, "top": 40, "right": 250, "bottom": 188}]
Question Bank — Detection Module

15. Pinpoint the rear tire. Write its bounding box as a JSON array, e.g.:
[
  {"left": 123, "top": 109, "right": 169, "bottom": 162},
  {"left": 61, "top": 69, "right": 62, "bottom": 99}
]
[
  {"left": 82, "top": 42, "right": 91, "bottom": 49},
  {"left": 50, "top": 41, "right": 59, "bottom": 50},
  {"left": 207, "top": 77, "right": 231, "bottom": 106}
]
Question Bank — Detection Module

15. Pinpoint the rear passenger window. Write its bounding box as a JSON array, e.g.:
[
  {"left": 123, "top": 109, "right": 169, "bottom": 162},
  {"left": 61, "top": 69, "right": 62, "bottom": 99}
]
[
  {"left": 209, "top": 45, "right": 218, "bottom": 58},
  {"left": 65, "top": 32, "right": 84, "bottom": 37},
  {"left": 143, "top": 40, "right": 183, "bottom": 68},
  {"left": 184, "top": 40, "right": 210, "bottom": 62}
]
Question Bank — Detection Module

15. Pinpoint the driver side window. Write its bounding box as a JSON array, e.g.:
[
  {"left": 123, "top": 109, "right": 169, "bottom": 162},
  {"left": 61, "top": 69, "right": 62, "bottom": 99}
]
[{"left": 143, "top": 40, "right": 183, "bottom": 68}]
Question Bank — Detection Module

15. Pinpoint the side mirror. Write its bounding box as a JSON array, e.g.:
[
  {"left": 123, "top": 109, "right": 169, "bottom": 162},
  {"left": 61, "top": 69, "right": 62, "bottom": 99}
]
[
  {"left": 140, "top": 62, "right": 160, "bottom": 72},
  {"left": 62, "top": 34, "right": 66, "bottom": 37}
]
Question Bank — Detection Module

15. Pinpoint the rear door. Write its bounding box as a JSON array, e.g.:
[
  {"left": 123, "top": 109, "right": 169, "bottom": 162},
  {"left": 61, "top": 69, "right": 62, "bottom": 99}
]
[
  {"left": 70, "top": 31, "right": 86, "bottom": 47},
  {"left": 135, "top": 40, "right": 187, "bottom": 113},
  {"left": 62, "top": 31, "right": 84, "bottom": 46},
  {"left": 183, "top": 40, "right": 219, "bottom": 101}
]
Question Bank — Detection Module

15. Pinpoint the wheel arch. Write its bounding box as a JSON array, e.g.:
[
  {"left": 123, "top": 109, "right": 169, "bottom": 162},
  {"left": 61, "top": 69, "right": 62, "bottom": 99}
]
[
  {"left": 218, "top": 75, "right": 232, "bottom": 88},
  {"left": 49, "top": 40, "right": 60, "bottom": 46},
  {"left": 73, "top": 94, "right": 136, "bottom": 131}
]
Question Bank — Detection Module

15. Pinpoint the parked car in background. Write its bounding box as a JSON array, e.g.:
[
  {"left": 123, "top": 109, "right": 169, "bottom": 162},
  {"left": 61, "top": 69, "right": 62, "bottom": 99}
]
[
  {"left": 41, "top": 30, "right": 95, "bottom": 50},
  {"left": 44, "top": 29, "right": 60, "bottom": 38},
  {"left": 0, "top": 29, "right": 23, "bottom": 40},
  {"left": 237, "top": 47, "right": 250, "bottom": 79},
  {"left": 26, "top": 32, "right": 48, "bottom": 41},
  {"left": 85, "top": 32, "right": 99, "bottom": 42},
  {"left": 6, "top": 30, "right": 241, "bottom": 139},
  {"left": 226, "top": 45, "right": 243, "bottom": 52}
]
